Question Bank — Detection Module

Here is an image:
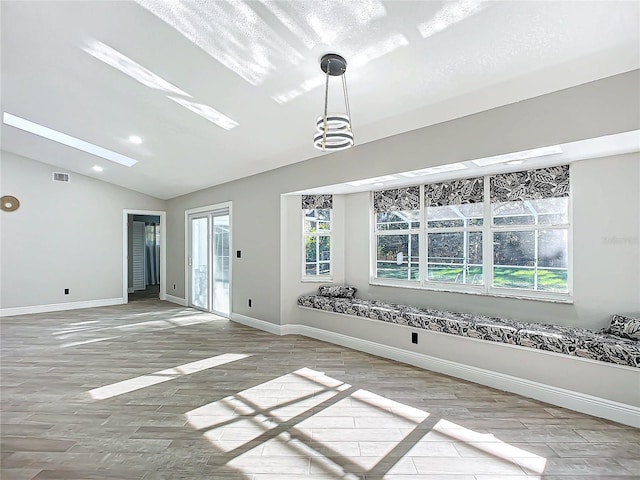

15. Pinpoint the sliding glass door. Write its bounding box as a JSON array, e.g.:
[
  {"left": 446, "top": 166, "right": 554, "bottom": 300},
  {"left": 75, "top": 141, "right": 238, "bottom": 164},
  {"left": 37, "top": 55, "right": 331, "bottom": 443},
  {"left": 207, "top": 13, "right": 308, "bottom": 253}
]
[
  {"left": 189, "top": 216, "right": 209, "bottom": 311},
  {"left": 188, "top": 207, "right": 231, "bottom": 316},
  {"left": 212, "top": 214, "right": 230, "bottom": 316}
]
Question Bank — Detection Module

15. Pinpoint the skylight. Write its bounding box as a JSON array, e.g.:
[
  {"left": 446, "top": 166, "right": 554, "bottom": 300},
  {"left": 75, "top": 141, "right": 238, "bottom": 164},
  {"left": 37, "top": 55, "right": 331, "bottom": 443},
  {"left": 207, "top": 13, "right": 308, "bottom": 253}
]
[
  {"left": 399, "top": 162, "right": 467, "bottom": 177},
  {"left": 471, "top": 145, "right": 563, "bottom": 166},
  {"left": 3, "top": 112, "right": 138, "bottom": 167}
]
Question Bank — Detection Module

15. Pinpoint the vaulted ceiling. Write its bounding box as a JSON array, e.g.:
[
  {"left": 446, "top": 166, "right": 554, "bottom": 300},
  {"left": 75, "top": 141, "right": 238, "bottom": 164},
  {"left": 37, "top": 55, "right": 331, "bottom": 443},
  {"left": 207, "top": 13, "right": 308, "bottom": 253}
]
[{"left": 2, "top": 1, "right": 638, "bottom": 199}]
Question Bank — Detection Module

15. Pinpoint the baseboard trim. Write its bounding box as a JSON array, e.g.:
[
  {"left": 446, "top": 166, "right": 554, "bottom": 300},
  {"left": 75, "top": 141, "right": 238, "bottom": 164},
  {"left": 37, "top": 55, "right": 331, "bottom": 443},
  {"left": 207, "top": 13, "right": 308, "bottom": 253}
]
[
  {"left": 229, "top": 314, "right": 640, "bottom": 428},
  {"left": 165, "top": 294, "right": 187, "bottom": 306},
  {"left": 230, "top": 313, "right": 283, "bottom": 335},
  {"left": 0, "top": 298, "right": 124, "bottom": 317}
]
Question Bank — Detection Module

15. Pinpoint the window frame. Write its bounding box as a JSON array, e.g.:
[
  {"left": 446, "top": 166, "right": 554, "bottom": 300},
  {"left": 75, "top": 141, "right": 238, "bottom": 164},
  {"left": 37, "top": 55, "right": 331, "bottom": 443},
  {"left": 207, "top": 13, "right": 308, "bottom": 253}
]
[
  {"left": 488, "top": 192, "right": 571, "bottom": 300},
  {"left": 369, "top": 172, "right": 573, "bottom": 302},
  {"left": 425, "top": 202, "right": 485, "bottom": 290},
  {"left": 302, "top": 207, "right": 333, "bottom": 282},
  {"left": 372, "top": 205, "right": 422, "bottom": 284}
]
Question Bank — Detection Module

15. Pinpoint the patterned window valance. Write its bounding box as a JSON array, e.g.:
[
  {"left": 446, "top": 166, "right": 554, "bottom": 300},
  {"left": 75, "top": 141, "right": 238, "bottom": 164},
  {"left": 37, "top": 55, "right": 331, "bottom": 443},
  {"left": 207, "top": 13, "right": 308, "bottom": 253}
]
[
  {"left": 373, "top": 186, "right": 420, "bottom": 212},
  {"left": 302, "top": 194, "right": 333, "bottom": 209},
  {"left": 425, "top": 177, "right": 484, "bottom": 207},
  {"left": 490, "top": 165, "right": 569, "bottom": 203}
]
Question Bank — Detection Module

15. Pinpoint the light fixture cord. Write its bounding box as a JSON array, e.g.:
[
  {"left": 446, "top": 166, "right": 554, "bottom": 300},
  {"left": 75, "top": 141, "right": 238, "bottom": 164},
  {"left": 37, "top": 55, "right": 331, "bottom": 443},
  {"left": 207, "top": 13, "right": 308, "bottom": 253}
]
[
  {"left": 322, "top": 59, "right": 330, "bottom": 151},
  {"left": 342, "top": 73, "right": 353, "bottom": 144}
]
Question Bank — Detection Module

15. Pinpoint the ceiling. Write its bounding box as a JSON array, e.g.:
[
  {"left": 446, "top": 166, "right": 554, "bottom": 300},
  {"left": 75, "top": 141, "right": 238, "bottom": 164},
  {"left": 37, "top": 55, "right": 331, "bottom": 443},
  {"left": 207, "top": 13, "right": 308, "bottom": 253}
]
[{"left": 1, "top": 1, "right": 639, "bottom": 200}]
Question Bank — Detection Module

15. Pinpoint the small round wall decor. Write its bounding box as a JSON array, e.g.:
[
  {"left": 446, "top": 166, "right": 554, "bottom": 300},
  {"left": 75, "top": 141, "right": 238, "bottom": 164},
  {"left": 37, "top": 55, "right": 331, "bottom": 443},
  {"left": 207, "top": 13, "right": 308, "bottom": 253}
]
[{"left": 1, "top": 195, "right": 20, "bottom": 212}]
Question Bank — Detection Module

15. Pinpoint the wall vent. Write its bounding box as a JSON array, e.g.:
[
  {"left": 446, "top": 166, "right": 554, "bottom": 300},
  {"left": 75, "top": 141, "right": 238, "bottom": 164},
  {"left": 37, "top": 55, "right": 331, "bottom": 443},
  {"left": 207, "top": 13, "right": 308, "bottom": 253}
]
[{"left": 52, "top": 172, "right": 70, "bottom": 183}]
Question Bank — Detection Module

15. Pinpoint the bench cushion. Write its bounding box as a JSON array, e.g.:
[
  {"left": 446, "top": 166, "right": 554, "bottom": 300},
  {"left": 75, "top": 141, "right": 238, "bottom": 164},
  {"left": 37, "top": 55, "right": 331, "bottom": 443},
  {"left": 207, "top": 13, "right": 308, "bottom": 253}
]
[{"left": 297, "top": 295, "right": 639, "bottom": 368}]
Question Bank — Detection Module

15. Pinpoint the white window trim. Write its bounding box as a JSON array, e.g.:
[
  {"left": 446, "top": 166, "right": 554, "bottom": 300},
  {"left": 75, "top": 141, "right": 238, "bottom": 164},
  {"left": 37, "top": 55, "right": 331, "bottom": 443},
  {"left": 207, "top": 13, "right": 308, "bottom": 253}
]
[
  {"left": 370, "top": 173, "right": 573, "bottom": 303},
  {"left": 301, "top": 208, "right": 333, "bottom": 282}
]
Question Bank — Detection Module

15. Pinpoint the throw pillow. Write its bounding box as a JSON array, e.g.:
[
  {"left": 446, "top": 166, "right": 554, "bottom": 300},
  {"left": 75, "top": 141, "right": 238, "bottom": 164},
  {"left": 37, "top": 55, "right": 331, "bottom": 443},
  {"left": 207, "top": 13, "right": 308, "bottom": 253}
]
[
  {"left": 604, "top": 313, "right": 640, "bottom": 340},
  {"left": 318, "top": 285, "right": 357, "bottom": 299}
]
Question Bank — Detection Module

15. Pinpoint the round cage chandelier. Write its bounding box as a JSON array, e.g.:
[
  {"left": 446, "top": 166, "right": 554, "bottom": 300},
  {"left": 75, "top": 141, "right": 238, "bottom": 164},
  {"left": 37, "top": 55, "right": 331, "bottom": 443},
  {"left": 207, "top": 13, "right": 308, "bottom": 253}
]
[{"left": 313, "top": 53, "right": 354, "bottom": 152}]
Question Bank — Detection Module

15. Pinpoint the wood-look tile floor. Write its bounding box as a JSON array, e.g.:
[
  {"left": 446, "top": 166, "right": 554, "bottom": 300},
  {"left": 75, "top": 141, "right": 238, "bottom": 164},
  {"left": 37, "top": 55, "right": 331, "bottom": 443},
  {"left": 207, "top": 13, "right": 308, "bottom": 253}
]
[{"left": 2, "top": 299, "right": 639, "bottom": 479}]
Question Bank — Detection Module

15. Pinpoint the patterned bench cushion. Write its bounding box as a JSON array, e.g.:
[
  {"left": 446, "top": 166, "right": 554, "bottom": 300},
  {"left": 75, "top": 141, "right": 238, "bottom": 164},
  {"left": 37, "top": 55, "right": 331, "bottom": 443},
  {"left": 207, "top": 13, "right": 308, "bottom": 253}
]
[
  {"left": 297, "top": 295, "right": 639, "bottom": 368},
  {"left": 515, "top": 324, "right": 587, "bottom": 355},
  {"left": 576, "top": 332, "right": 640, "bottom": 367},
  {"left": 467, "top": 316, "right": 523, "bottom": 344}
]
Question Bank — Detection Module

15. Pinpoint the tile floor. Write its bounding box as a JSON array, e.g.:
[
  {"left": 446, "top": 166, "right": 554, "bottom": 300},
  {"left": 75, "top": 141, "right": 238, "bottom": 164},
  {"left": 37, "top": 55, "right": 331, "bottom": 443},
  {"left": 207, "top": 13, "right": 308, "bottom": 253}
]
[{"left": 1, "top": 299, "right": 639, "bottom": 479}]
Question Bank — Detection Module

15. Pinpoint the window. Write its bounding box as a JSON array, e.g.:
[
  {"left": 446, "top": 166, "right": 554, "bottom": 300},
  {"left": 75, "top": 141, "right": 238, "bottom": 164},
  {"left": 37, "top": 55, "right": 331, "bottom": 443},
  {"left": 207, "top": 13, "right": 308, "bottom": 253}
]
[
  {"left": 371, "top": 166, "right": 571, "bottom": 300},
  {"left": 376, "top": 211, "right": 420, "bottom": 280},
  {"left": 302, "top": 195, "right": 332, "bottom": 279},
  {"left": 425, "top": 177, "right": 483, "bottom": 285},
  {"left": 490, "top": 166, "right": 569, "bottom": 294},
  {"left": 373, "top": 187, "right": 420, "bottom": 281}
]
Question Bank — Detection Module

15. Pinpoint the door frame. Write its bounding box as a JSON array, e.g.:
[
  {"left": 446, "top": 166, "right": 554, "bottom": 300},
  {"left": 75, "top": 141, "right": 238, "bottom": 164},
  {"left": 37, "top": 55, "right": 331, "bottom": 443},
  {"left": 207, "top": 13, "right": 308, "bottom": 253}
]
[
  {"left": 184, "top": 202, "right": 233, "bottom": 316},
  {"left": 122, "top": 209, "right": 167, "bottom": 304}
]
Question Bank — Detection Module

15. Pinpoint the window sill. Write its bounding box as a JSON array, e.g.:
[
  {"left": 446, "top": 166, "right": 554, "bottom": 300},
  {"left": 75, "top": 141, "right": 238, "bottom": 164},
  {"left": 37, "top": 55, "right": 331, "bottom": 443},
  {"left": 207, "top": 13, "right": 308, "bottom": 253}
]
[
  {"left": 369, "top": 279, "right": 573, "bottom": 304},
  {"left": 302, "top": 276, "right": 333, "bottom": 283}
]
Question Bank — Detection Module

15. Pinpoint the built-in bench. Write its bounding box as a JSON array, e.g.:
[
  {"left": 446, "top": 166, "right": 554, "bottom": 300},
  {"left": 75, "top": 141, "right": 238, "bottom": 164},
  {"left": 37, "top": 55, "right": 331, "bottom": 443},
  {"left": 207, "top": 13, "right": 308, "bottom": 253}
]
[{"left": 297, "top": 294, "right": 640, "bottom": 369}]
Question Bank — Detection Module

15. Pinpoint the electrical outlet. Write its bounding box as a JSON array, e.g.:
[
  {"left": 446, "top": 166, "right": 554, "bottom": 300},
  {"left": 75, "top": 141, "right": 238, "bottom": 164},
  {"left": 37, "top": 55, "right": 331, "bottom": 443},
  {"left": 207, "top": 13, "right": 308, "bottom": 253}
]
[
  {"left": 248, "top": 299, "right": 252, "bottom": 307},
  {"left": 411, "top": 332, "right": 418, "bottom": 344},
  {"left": 64, "top": 288, "right": 69, "bottom": 295},
  {"left": 236, "top": 250, "right": 242, "bottom": 258}
]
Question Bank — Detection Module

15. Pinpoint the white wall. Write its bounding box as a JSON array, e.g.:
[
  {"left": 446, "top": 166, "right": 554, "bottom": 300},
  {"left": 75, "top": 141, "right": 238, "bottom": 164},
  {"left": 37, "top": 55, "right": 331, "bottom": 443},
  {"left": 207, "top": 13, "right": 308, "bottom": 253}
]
[{"left": 0, "top": 151, "right": 165, "bottom": 313}]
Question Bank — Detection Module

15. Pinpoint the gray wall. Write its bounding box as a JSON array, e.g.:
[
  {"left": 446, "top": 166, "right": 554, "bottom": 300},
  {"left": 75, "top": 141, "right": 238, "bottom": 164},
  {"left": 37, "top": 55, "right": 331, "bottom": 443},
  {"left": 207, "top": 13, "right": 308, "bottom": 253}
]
[
  {"left": 0, "top": 151, "right": 165, "bottom": 309},
  {"left": 166, "top": 70, "right": 640, "bottom": 327}
]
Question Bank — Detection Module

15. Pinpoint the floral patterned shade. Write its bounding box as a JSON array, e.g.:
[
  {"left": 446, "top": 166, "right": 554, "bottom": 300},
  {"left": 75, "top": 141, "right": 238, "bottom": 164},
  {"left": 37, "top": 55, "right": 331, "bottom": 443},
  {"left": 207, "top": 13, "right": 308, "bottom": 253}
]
[
  {"left": 490, "top": 165, "right": 570, "bottom": 203},
  {"left": 302, "top": 194, "right": 333, "bottom": 209},
  {"left": 373, "top": 186, "right": 420, "bottom": 212},
  {"left": 425, "top": 177, "right": 484, "bottom": 207}
]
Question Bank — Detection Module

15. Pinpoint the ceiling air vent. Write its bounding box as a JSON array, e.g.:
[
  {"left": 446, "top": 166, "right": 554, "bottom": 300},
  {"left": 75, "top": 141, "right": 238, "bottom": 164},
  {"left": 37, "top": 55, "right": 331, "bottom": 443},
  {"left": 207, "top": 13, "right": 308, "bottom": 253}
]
[{"left": 52, "top": 172, "right": 70, "bottom": 183}]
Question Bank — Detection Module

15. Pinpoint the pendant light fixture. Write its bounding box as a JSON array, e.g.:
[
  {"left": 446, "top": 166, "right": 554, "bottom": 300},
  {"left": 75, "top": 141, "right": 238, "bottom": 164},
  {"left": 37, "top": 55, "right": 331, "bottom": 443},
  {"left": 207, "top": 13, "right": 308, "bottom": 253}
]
[{"left": 313, "top": 53, "right": 354, "bottom": 151}]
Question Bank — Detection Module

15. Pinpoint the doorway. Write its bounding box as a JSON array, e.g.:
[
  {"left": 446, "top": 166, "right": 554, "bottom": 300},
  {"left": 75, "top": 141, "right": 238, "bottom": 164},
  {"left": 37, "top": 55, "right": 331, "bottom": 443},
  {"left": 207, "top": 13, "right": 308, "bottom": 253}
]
[
  {"left": 122, "top": 209, "right": 166, "bottom": 304},
  {"left": 128, "top": 214, "right": 161, "bottom": 301},
  {"left": 186, "top": 204, "right": 231, "bottom": 317}
]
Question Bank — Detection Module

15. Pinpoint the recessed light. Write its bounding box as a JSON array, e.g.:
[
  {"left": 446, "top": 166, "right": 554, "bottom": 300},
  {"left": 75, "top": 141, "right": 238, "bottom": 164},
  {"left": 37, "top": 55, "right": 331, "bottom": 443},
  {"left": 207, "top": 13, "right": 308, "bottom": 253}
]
[
  {"left": 92, "top": 165, "right": 104, "bottom": 172},
  {"left": 128, "top": 135, "right": 142, "bottom": 144},
  {"left": 3, "top": 112, "right": 138, "bottom": 167}
]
